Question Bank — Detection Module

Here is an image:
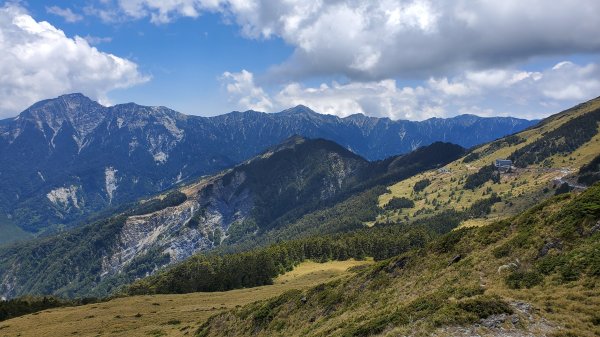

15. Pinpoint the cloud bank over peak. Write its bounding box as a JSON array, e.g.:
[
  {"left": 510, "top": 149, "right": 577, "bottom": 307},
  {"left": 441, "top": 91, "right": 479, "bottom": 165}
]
[
  {"left": 0, "top": 4, "right": 148, "bottom": 118},
  {"left": 221, "top": 61, "right": 600, "bottom": 120}
]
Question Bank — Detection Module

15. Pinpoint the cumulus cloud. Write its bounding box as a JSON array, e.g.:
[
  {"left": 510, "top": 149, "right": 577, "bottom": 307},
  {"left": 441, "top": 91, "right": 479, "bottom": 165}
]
[
  {"left": 220, "top": 70, "right": 273, "bottom": 111},
  {"left": 0, "top": 4, "right": 149, "bottom": 118},
  {"left": 104, "top": 0, "right": 600, "bottom": 81},
  {"left": 223, "top": 61, "right": 600, "bottom": 120},
  {"left": 46, "top": 6, "right": 83, "bottom": 23}
]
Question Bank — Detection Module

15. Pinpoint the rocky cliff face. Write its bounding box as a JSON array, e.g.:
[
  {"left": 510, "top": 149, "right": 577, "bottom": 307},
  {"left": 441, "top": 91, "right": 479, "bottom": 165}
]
[
  {"left": 99, "top": 138, "right": 369, "bottom": 280},
  {"left": 101, "top": 173, "right": 253, "bottom": 278},
  {"left": 0, "top": 93, "right": 536, "bottom": 238}
]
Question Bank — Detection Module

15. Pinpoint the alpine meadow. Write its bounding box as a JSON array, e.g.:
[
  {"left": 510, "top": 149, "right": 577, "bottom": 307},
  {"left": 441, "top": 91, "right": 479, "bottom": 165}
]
[{"left": 1, "top": 1, "right": 600, "bottom": 337}]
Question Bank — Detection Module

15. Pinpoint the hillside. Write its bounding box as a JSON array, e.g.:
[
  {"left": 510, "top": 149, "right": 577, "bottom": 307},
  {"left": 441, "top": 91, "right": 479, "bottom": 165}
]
[
  {"left": 108, "top": 96, "right": 600, "bottom": 336},
  {"left": 0, "top": 138, "right": 462, "bottom": 299},
  {"left": 0, "top": 94, "right": 535, "bottom": 240},
  {"left": 0, "top": 260, "right": 371, "bottom": 337},
  {"left": 5, "top": 172, "right": 598, "bottom": 337},
  {"left": 377, "top": 96, "right": 600, "bottom": 229},
  {"left": 194, "top": 182, "right": 600, "bottom": 337}
]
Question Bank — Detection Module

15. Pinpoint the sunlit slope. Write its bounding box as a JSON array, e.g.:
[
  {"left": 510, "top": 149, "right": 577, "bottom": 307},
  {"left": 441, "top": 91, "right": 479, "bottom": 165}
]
[
  {"left": 195, "top": 183, "right": 600, "bottom": 337},
  {"left": 378, "top": 97, "right": 600, "bottom": 228},
  {"left": 0, "top": 260, "right": 370, "bottom": 337}
]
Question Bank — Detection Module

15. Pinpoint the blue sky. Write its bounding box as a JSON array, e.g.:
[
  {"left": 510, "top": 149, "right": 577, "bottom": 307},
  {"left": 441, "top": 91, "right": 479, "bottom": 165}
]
[
  {"left": 1, "top": 1, "right": 600, "bottom": 120},
  {"left": 22, "top": 1, "right": 294, "bottom": 116}
]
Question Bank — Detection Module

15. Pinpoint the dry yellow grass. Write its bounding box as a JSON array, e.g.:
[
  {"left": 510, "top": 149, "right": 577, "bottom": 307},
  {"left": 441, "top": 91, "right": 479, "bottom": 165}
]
[
  {"left": 377, "top": 99, "right": 600, "bottom": 228},
  {"left": 0, "top": 260, "right": 371, "bottom": 337}
]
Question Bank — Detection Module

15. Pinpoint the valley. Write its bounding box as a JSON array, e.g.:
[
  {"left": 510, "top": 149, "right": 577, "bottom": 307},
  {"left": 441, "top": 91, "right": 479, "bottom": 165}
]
[{"left": 0, "top": 260, "right": 371, "bottom": 337}]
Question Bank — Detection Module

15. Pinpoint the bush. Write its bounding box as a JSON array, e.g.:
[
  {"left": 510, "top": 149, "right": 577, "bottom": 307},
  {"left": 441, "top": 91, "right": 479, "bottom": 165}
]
[
  {"left": 464, "top": 165, "right": 500, "bottom": 190},
  {"left": 430, "top": 229, "right": 464, "bottom": 254},
  {"left": 413, "top": 179, "right": 431, "bottom": 192},
  {"left": 591, "top": 314, "right": 600, "bottom": 326},
  {"left": 537, "top": 255, "right": 566, "bottom": 275},
  {"left": 384, "top": 197, "right": 415, "bottom": 210},
  {"left": 559, "top": 262, "right": 582, "bottom": 282},
  {"left": 457, "top": 295, "right": 513, "bottom": 319},
  {"left": 505, "top": 270, "right": 543, "bottom": 289},
  {"left": 462, "top": 152, "right": 480, "bottom": 163},
  {"left": 555, "top": 183, "right": 572, "bottom": 195},
  {"left": 492, "top": 244, "right": 511, "bottom": 258}
]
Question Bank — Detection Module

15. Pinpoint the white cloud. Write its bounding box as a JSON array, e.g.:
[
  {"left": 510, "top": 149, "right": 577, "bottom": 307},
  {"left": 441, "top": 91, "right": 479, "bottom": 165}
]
[
  {"left": 427, "top": 78, "right": 471, "bottom": 97},
  {"left": 223, "top": 61, "right": 600, "bottom": 120},
  {"left": 46, "top": 6, "right": 83, "bottom": 23},
  {"left": 540, "top": 62, "right": 600, "bottom": 100},
  {"left": 220, "top": 70, "right": 273, "bottom": 111},
  {"left": 103, "top": 0, "right": 600, "bottom": 81},
  {"left": 82, "top": 35, "right": 113, "bottom": 45},
  {"left": 0, "top": 4, "right": 149, "bottom": 118}
]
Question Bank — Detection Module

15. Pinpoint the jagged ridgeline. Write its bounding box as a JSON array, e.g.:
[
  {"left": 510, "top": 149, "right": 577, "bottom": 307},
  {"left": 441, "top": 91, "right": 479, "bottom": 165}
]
[
  {"left": 195, "top": 183, "right": 600, "bottom": 337},
  {"left": 0, "top": 94, "right": 535, "bottom": 238},
  {"left": 0, "top": 138, "right": 464, "bottom": 299}
]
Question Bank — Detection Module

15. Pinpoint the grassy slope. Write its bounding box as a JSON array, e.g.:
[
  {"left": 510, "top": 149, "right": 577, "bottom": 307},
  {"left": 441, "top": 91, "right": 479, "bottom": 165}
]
[
  {"left": 0, "top": 260, "right": 370, "bottom": 337},
  {"left": 377, "top": 97, "right": 600, "bottom": 228},
  {"left": 195, "top": 184, "right": 600, "bottom": 337}
]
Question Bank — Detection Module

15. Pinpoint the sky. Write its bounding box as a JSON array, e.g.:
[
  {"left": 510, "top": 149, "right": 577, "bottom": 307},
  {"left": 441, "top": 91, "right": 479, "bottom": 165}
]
[{"left": 1, "top": 1, "right": 600, "bottom": 120}]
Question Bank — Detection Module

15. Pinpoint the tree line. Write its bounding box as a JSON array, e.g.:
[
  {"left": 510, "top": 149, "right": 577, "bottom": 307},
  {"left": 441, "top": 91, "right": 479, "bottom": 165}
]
[{"left": 124, "top": 193, "right": 501, "bottom": 296}]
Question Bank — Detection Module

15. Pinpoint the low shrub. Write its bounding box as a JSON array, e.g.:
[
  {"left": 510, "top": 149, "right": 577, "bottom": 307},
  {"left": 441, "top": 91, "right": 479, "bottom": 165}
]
[
  {"left": 413, "top": 179, "right": 431, "bottom": 192},
  {"left": 457, "top": 295, "right": 513, "bottom": 319},
  {"left": 505, "top": 270, "right": 543, "bottom": 289}
]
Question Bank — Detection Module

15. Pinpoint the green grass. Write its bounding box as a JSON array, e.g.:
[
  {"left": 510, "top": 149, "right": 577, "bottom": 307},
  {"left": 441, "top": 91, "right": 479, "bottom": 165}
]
[
  {"left": 376, "top": 98, "right": 600, "bottom": 230},
  {"left": 195, "top": 184, "right": 600, "bottom": 337}
]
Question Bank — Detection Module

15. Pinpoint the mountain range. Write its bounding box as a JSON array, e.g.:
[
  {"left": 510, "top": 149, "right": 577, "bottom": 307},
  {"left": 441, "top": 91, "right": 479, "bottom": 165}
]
[
  {"left": 0, "top": 95, "right": 599, "bottom": 337},
  {"left": 0, "top": 93, "right": 536, "bottom": 238},
  {"left": 0, "top": 136, "right": 464, "bottom": 299}
]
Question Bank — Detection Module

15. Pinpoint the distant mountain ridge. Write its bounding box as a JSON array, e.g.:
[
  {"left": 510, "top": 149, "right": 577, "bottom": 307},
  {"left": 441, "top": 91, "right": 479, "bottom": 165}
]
[{"left": 0, "top": 93, "right": 536, "bottom": 236}]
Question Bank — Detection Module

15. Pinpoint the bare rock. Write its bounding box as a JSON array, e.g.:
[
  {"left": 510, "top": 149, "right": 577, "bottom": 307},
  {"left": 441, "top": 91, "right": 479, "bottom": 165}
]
[
  {"left": 449, "top": 254, "right": 462, "bottom": 266},
  {"left": 537, "top": 240, "right": 562, "bottom": 258}
]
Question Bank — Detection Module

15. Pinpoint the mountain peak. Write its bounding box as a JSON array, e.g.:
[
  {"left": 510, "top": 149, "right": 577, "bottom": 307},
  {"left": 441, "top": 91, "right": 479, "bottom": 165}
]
[
  {"left": 57, "top": 92, "right": 94, "bottom": 102},
  {"left": 279, "top": 105, "right": 319, "bottom": 116},
  {"left": 14, "top": 93, "right": 106, "bottom": 144}
]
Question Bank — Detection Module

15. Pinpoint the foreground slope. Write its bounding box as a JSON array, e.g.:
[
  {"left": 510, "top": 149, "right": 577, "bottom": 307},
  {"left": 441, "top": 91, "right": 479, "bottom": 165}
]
[
  {"left": 0, "top": 94, "right": 535, "bottom": 238},
  {"left": 195, "top": 184, "right": 600, "bottom": 337},
  {"left": 0, "top": 260, "right": 371, "bottom": 337},
  {"left": 0, "top": 138, "right": 462, "bottom": 299}
]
